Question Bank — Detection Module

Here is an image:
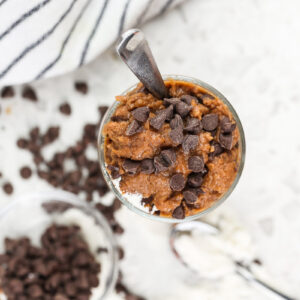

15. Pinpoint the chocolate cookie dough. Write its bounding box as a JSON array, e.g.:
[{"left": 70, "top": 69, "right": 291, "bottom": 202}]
[{"left": 103, "top": 80, "right": 241, "bottom": 219}]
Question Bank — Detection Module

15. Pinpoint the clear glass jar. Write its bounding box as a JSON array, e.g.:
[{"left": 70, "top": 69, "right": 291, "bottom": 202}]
[
  {"left": 0, "top": 191, "right": 118, "bottom": 300},
  {"left": 98, "top": 75, "right": 246, "bottom": 223}
]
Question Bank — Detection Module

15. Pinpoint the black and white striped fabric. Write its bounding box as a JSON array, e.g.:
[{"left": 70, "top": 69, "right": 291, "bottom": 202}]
[{"left": 0, "top": 0, "right": 185, "bottom": 85}]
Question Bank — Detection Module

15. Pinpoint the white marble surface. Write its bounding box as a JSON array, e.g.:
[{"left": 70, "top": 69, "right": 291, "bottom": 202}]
[{"left": 0, "top": 0, "right": 300, "bottom": 299}]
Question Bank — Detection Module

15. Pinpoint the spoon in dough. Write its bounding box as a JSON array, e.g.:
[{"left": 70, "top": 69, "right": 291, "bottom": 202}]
[
  {"left": 170, "top": 221, "right": 296, "bottom": 300},
  {"left": 116, "top": 28, "right": 169, "bottom": 99}
]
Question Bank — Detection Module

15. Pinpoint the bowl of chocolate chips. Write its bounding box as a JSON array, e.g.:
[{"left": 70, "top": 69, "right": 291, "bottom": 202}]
[
  {"left": 0, "top": 191, "right": 118, "bottom": 300},
  {"left": 98, "top": 75, "right": 245, "bottom": 222}
]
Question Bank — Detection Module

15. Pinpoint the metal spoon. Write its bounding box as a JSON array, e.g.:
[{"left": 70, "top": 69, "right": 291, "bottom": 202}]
[
  {"left": 116, "top": 28, "right": 169, "bottom": 99},
  {"left": 170, "top": 221, "right": 296, "bottom": 300}
]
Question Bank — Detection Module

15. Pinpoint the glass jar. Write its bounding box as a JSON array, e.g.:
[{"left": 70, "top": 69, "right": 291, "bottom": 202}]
[{"left": 98, "top": 75, "right": 246, "bottom": 223}]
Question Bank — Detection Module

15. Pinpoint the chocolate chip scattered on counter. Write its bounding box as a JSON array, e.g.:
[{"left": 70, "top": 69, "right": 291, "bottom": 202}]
[
  {"left": 141, "top": 158, "right": 155, "bottom": 174},
  {"left": 154, "top": 155, "right": 169, "bottom": 172},
  {"left": 131, "top": 106, "right": 150, "bottom": 123},
  {"left": 163, "top": 97, "right": 181, "bottom": 106},
  {"left": 187, "top": 172, "right": 203, "bottom": 187},
  {"left": 219, "top": 132, "right": 233, "bottom": 150},
  {"left": 126, "top": 120, "right": 142, "bottom": 136},
  {"left": 202, "top": 113, "right": 219, "bottom": 131},
  {"left": 220, "top": 116, "right": 236, "bottom": 133},
  {"left": 182, "top": 134, "right": 198, "bottom": 154},
  {"left": 169, "top": 127, "right": 184, "bottom": 145},
  {"left": 98, "top": 105, "right": 108, "bottom": 118},
  {"left": 16, "top": 138, "right": 28, "bottom": 149},
  {"left": 107, "top": 165, "right": 120, "bottom": 179},
  {"left": 170, "top": 173, "right": 185, "bottom": 191},
  {"left": 59, "top": 102, "right": 71, "bottom": 115},
  {"left": 170, "top": 114, "right": 183, "bottom": 129},
  {"left": 185, "top": 117, "right": 202, "bottom": 134},
  {"left": 123, "top": 159, "right": 140, "bottom": 175},
  {"left": 22, "top": 86, "right": 38, "bottom": 102},
  {"left": 75, "top": 81, "right": 88, "bottom": 94},
  {"left": 20, "top": 166, "right": 32, "bottom": 179},
  {"left": 175, "top": 101, "right": 192, "bottom": 118},
  {"left": 181, "top": 94, "right": 197, "bottom": 105},
  {"left": 1, "top": 86, "right": 14, "bottom": 98},
  {"left": 253, "top": 258, "right": 263, "bottom": 266},
  {"left": 161, "top": 149, "right": 176, "bottom": 167},
  {"left": 3, "top": 182, "right": 13, "bottom": 195},
  {"left": 150, "top": 110, "right": 168, "bottom": 130},
  {"left": 172, "top": 205, "right": 185, "bottom": 219},
  {"left": 183, "top": 189, "right": 198, "bottom": 203},
  {"left": 188, "top": 156, "right": 204, "bottom": 172}
]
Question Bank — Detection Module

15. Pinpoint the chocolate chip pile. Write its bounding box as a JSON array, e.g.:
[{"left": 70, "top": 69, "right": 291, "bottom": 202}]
[
  {"left": 104, "top": 80, "right": 239, "bottom": 219},
  {"left": 16, "top": 109, "right": 108, "bottom": 202},
  {"left": 0, "top": 224, "right": 100, "bottom": 300}
]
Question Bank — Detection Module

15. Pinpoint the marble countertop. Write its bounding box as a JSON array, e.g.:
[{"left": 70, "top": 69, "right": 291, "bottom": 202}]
[{"left": 0, "top": 0, "right": 299, "bottom": 299}]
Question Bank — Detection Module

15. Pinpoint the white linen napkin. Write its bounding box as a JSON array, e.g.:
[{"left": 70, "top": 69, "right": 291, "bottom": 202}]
[{"left": 0, "top": 0, "right": 185, "bottom": 85}]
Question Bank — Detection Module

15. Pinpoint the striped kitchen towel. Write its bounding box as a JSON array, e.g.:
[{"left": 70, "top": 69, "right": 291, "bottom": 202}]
[{"left": 0, "top": 0, "right": 185, "bottom": 85}]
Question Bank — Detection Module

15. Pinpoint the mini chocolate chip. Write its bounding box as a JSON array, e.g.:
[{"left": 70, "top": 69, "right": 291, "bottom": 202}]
[
  {"left": 175, "top": 101, "right": 192, "bottom": 118},
  {"left": 163, "top": 97, "right": 181, "bottom": 106},
  {"left": 10, "top": 278, "right": 24, "bottom": 294},
  {"left": 20, "top": 166, "right": 32, "bottom": 179},
  {"left": 182, "top": 135, "right": 198, "bottom": 154},
  {"left": 150, "top": 110, "right": 168, "bottom": 130},
  {"left": 220, "top": 116, "right": 236, "bottom": 133},
  {"left": 154, "top": 155, "right": 169, "bottom": 172},
  {"left": 253, "top": 258, "right": 263, "bottom": 266},
  {"left": 170, "top": 173, "right": 185, "bottom": 191},
  {"left": 172, "top": 205, "right": 185, "bottom": 219},
  {"left": 126, "top": 120, "right": 142, "bottom": 136},
  {"left": 169, "top": 127, "right": 184, "bottom": 145},
  {"left": 123, "top": 159, "right": 140, "bottom": 175},
  {"left": 187, "top": 173, "right": 203, "bottom": 187},
  {"left": 209, "top": 141, "right": 223, "bottom": 158},
  {"left": 185, "top": 117, "right": 202, "bottom": 134},
  {"left": 107, "top": 165, "right": 120, "bottom": 179},
  {"left": 219, "top": 132, "right": 233, "bottom": 150},
  {"left": 59, "top": 103, "right": 72, "bottom": 115},
  {"left": 188, "top": 156, "right": 204, "bottom": 172},
  {"left": 131, "top": 107, "right": 150, "bottom": 123},
  {"left": 3, "top": 182, "right": 13, "bottom": 194},
  {"left": 210, "top": 129, "right": 217, "bottom": 137},
  {"left": 28, "top": 284, "right": 43, "bottom": 298},
  {"left": 141, "top": 195, "right": 153, "bottom": 205},
  {"left": 181, "top": 94, "right": 197, "bottom": 105},
  {"left": 202, "top": 114, "right": 219, "bottom": 131},
  {"left": 1, "top": 86, "right": 14, "bottom": 98},
  {"left": 161, "top": 149, "right": 176, "bottom": 167},
  {"left": 183, "top": 189, "right": 198, "bottom": 203},
  {"left": 141, "top": 159, "right": 155, "bottom": 174},
  {"left": 22, "top": 86, "right": 38, "bottom": 101},
  {"left": 75, "top": 81, "right": 88, "bottom": 94},
  {"left": 170, "top": 114, "right": 183, "bottom": 129},
  {"left": 17, "top": 138, "right": 28, "bottom": 149},
  {"left": 163, "top": 105, "right": 174, "bottom": 121}
]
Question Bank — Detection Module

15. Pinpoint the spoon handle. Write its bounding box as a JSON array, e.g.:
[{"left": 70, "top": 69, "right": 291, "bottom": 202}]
[
  {"left": 116, "top": 28, "right": 169, "bottom": 99},
  {"left": 236, "top": 264, "right": 296, "bottom": 300}
]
